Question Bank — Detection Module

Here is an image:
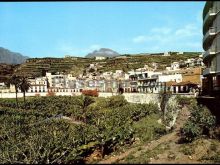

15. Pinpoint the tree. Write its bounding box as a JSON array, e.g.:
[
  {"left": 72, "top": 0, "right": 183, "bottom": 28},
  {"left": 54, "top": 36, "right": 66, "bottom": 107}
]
[
  {"left": 19, "top": 76, "right": 31, "bottom": 108},
  {"left": 8, "top": 74, "right": 21, "bottom": 108},
  {"left": 77, "top": 95, "right": 95, "bottom": 123}
]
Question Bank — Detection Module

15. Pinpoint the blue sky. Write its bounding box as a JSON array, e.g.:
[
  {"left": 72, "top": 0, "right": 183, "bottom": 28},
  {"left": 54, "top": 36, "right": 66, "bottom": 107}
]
[{"left": 0, "top": 1, "right": 205, "bottom": 58}]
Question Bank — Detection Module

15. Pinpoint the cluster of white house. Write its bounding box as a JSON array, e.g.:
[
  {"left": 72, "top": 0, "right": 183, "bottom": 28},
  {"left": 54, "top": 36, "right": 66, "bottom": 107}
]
[{"left": 0, "top": 56, "right": 203, "bottom": 95}]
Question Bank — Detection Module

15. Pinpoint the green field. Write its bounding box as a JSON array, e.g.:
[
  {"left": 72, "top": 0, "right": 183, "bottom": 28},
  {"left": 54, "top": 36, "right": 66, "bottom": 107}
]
[{"left": 0, "top": 95, "right": 166, "bottom": 163}]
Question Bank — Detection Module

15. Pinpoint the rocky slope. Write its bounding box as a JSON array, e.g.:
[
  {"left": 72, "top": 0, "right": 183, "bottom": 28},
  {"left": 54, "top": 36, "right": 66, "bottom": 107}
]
[{"left": 0, "top": 47, "right": 29, "bottom": 64}]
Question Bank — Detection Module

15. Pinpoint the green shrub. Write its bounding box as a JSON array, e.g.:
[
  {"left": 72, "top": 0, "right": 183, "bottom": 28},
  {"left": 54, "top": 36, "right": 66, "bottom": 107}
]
[
  {"left": 107, "top": 95, "right": 128, "bottom": 108},
  {"left": 175, "top": 95, "right": 193, "bottom": 107},
  {"left": 180, "top": 104, "right": 216, "bottom": 142},
  {"left": 181, "top": 121, "right": 203, "bottom": 142}
]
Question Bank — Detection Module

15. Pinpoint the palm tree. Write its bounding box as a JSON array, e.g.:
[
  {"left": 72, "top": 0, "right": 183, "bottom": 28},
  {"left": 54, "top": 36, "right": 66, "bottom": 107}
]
[
  {"left": 8, "top": 75, "right": 21, "bottom": 108},
  {"left": 19, "top": 76, "right": 31, "bottom": 107},
  {"left": 77, "top": 95, "right": 95, "bottom": 123}
]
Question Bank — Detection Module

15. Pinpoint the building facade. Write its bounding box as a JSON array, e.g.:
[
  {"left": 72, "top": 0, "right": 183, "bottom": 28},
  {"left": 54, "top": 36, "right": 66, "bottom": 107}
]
[{"left": 202, "top": 1, "right": 220, "bottom": 95}]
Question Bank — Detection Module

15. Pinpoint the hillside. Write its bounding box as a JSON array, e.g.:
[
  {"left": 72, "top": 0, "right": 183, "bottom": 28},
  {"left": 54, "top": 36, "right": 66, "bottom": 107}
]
[
  {"left": 13, "top": 52, "right": 201, "bottom": 78},
  {"left": 86, "top": 48, "right": 120, "bottom": 58},
  {"left": 92, "top": 97, "right": 220, "bottom": 164},
  {"left": 0, "top": 47, "right": 29, "bottom": 64},
  {"left": 15, "top": 57, "right": 89, "bottom": 77},
  {"left": 0, "top": 63, "right": 20, "bottom": 83}
]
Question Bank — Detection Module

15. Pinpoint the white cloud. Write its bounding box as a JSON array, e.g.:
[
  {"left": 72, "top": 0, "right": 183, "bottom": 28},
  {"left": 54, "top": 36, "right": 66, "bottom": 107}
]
[
  {"left": 132, "top": 20, "right": 203, "bottom": 52},
  {"left": 133, "top": 23, "right": 201, "bottom": 44},
  {"left": 151, "top": 27, "right": 172, "bottom": 35},
  {"left": 133, "top": 33, "right": 171, "bottom": 44},
  {"left": 133, "top": 35, "right": 148, "bottom": 43},
  {"left": 175, "top": 24, "right": 200, "bottom": 37}
]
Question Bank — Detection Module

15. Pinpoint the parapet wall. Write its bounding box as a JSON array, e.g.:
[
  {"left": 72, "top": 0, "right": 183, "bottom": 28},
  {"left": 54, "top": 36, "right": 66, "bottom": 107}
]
[{"left": 0, "top": 92, "right": 194, "bottom": 104}]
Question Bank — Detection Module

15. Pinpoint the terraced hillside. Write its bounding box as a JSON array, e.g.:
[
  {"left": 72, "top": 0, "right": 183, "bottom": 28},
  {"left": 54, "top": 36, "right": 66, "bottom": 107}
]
[
  {"left": 0, "top": 63, "right": 20, "bottom": 83},
  {"left": 99, "top": 52, "right": 202, "bottom": 72},
  {"left": 14, "top": 52, "right": 202, "bottom": 77},
  {"left": 15, "top": 57, "right": 93, "bottom": 77}
]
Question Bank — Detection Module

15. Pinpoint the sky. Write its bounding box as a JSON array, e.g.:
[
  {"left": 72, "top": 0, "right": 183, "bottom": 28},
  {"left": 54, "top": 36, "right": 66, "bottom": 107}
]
[{"left": 0, "top": 1, "right": 206, "bottom": 58}]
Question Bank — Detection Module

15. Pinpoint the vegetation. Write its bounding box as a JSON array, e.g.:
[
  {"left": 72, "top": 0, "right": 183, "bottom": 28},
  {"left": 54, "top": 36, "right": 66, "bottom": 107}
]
[
  {"left": 7, "top": 75, "right": 21, "bottom": 108},
  {"left": 0, "top": 63, "right": 19, "bottom": 83},
  {"left": 14, "top": 52, "right": 201, "bottom": 77},
  {"left": 180, "top": 100, "right": 216, "bottom": 142},
  {"left": 7, "top": 75, "right": 31, "bottom": 109},
  {"left": 0, "top": 95, "right": 166, "bottom": 163},
  {"left": 176, "top": 95, "right": 194, "bottom": 108},
  {"left": 19, "top": 76, "right": 31, "bottom": 107},
  {"left": 122, "top": 143, "right": 170, "bottom": 164}
]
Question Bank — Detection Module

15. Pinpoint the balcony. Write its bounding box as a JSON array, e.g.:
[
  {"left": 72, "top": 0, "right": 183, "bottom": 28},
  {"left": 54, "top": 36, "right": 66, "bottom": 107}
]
[
  {"left": 203, "top": 27, "right": 216, "bottom": 50},
  {"left": 203, "top": 8, "right": 217, "bottom": 35},
  {"left": 203, "top": 67, "right": 215, "bottom": 76},
  {"left": 203, "top": 47, "right": 216, "bottom": 62},
  {"left": 203, "top": 1, "right": 213, "bottom": 20}
]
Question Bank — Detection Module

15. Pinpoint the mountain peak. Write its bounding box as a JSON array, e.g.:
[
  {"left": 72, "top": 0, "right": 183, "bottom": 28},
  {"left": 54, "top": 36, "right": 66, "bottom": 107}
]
[
  {"left": 86, "top": 48, "right": 120, "bottom": 58},
  {"left": 0, "top": 47, "right": 29, "bottom": 64}
]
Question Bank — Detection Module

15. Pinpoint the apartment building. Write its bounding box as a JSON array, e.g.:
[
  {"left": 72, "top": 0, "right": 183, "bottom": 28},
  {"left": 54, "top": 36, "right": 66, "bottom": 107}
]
[
  {"left": 28, "top": 77, "right": 48, "bottom": 93},
  {"left": 202, "top": 1, "right": 220, "bottom": 95}
]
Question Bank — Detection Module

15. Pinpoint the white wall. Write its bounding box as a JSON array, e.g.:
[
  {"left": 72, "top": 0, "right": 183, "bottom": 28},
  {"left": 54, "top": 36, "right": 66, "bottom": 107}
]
[
  {"left": 0, "top": 92, "right": 194, "bottom": 104},
  {"left": 0, "top": 92, "right": 81, "bottom": 98}
]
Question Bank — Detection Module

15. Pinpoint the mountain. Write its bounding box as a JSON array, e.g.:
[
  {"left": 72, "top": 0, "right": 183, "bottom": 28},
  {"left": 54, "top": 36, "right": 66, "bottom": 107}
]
[
  {"left": 86, "top": 48, "right": 120, "bottom": 58},
  {"left": 0, "top": 47, "right": 29, "bottom": 64}
]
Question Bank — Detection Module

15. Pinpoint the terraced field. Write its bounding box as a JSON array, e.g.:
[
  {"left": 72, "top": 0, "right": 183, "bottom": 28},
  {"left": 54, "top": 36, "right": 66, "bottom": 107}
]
[{"left": 13, "top": 52, "right": 201, "bottom": 77}]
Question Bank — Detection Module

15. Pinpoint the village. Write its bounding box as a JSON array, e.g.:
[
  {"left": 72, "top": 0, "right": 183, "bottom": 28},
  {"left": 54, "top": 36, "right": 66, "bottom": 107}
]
[{"left": 0, "top": 52, "right": 204, "bottom": 98}]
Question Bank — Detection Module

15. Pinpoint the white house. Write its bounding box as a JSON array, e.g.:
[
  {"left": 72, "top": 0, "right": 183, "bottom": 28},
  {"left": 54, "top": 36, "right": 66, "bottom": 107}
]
[
  {"left": 0, "top": 82, "right": 10, "bottom": 93},
  {"left": 171, "top": 62, "right": 180, "bottom": 70},
  {"left": 177, "top": 52, "right": 184, "bottom": 55},
  {"left": 28, "top": 77, "right": 48, "bottom": 93},
  {"left": 46, "top": 72, "right": 68, "bottom": 88},
  {"left": 151, "top": 62, "right": 158, "bottom": 70},
  {"left": 113, "top": 70, "right": 124, "bottom": 80},
  {"left": 101, "top": 71, "right": 113, "bottom": 80},
  {"left": 185, "top": 58, "right": 196, "bottom": 67},
  {"left": 166, "top": 67, "right": 171, "bottom": 71},
  {"left": 158, "top": 74, "right": 182, "bottom": 83},
  {"left": 95, "top": 56, "right": 106, "bottom": 60},
  {"left": 163, "top": 52, "right": 170, "bottom": 56}
]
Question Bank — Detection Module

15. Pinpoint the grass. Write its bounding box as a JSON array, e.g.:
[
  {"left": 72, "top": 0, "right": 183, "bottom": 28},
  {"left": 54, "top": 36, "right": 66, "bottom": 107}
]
[
  {"left": 180, "top": 144, "right": 195, "bottom": 155},
  {"left": 132, "top": 114, "right": 167, "bottom": 144},
  {"left": 199, "top": 139, "right": 220, "bottom": 163},
  {"left": 122, "top": 143, "right": 170, "bottom": 164}
]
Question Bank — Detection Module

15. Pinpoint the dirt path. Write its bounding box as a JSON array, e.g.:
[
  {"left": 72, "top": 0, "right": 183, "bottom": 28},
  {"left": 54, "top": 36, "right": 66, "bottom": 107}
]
[{"left": 98, "top": 106, "right": 191, "bottom": 164}]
